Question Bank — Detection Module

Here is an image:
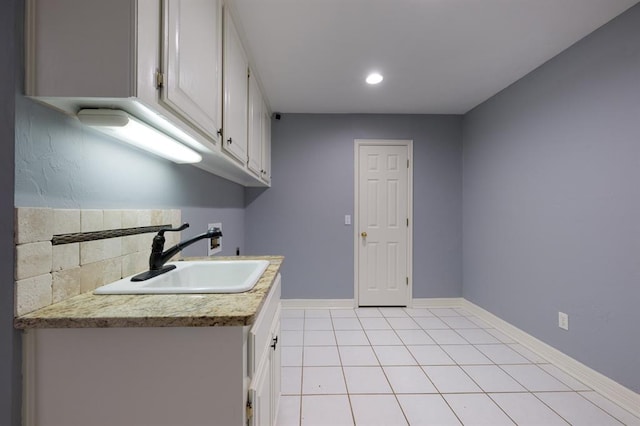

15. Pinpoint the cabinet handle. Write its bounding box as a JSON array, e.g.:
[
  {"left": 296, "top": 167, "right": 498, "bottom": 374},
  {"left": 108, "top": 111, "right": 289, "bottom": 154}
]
[
  {"left": 227, "top": 137, "right": 233, "bottom": 145},
  {"left": 270, "top": 336, "right": 278, "bottom": 350}
]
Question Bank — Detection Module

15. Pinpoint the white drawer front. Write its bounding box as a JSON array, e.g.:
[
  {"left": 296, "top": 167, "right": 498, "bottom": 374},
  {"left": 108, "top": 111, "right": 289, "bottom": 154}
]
[{"left": 249, "top": 273, "right": 281, "bottom": 376}]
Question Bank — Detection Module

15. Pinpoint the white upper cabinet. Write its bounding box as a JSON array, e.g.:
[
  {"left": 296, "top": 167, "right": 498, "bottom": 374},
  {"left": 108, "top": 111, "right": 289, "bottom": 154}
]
[
  {"left": 222, "top": 7, "right": 249, "bottom": 164},
  {"left": 248, "top": 70, "right": 263, "bottom": 177},
  {"left": 161, "top": 0, "right": 222, "bottom": 139},
  {"left": 248, "top": 71, "right": 272, "bottom": 185},
  {"left": 25, "top": 0, "right": 270, "bottom": 187},
  {"left": 261, "top": 102, "right": 272, "bottom": 184},
  {"left": 26, "top": 0, "right": 221, "bottom": 146}
]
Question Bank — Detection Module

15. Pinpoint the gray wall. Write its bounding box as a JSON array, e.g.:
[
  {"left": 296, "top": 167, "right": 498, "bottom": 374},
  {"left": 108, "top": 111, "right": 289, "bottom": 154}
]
[
  {"left": 15, "top": 98, "right": 246, "bottom": 257},
  {"left": 2, "top": 1, "right": 20, "bottom": 423},
  {"left": 245, "top": 114, "right": 462, "bottom": 300},
  {"left": 463, "top": 4, "right": 640, "bottom": 392}
]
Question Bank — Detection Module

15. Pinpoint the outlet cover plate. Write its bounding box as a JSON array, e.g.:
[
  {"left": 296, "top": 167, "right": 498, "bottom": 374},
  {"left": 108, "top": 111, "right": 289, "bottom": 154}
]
[
  {"left": 208, "top": 222, "right": 222, "bottom": 256},
  {"left": 558, "top": 312, "right": 569, "bottom": 331}
]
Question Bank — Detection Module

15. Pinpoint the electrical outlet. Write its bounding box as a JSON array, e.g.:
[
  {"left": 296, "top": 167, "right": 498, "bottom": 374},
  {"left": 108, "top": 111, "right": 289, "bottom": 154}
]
[
  {"left": 207, "top": 222, "right": 222, "bottom": 256},
  {"left": 558, "top": 312, "right": 569, "bottom": 331}
]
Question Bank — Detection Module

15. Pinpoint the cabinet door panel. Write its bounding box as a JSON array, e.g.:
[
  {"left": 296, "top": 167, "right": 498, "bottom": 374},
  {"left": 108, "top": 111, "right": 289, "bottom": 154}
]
[
  {"left": 223, "top": 8, "right": 249, "bottom": 162},
  {"left": 261, "top": 104, "right": 272, "bottom": 184},
  {"left": 248, "top": 73, "right": 263, "bottom": 175},
  {"left": 163, "top": 0, "right": 221, "bottom": 140},
  {"left": 249, "top": 354, "right": 272, "bottom": 426},
  {"left": 249, "top": 274, "right": 281, "bottom": 376},
  {"left": 270, "top": 318, "right": 281, "bottom": 425}
]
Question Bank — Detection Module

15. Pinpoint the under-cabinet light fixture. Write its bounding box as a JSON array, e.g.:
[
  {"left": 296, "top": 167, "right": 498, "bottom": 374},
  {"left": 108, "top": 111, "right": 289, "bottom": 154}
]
[{"left": 77, "top": 109, "right": 202, "bottom": 164}]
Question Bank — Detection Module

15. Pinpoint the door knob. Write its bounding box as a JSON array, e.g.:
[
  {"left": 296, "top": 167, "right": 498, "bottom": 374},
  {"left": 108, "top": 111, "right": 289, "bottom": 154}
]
[{"left": 361, "top": 232, "right": 367, "bottom": 237}]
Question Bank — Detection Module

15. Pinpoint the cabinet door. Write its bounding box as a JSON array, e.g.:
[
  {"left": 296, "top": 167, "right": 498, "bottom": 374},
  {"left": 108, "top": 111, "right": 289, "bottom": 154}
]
[
  {"left": 249, "top": 354, "right": 272, "bottom": 426},
  {"left": 162, "top": 0, "right": 221, "bottom": 141},
  {"left": 270, "top": 318, "right": 281, "bottom": 425},
  {"left": 223, "top": 8, "right": 249, "bottom": 163},
  {"left": 261, "top": 103, "right": 272, "bottom": 184},
  {"left": 248, "top": 72, "right": 263, "bottom": 176}
]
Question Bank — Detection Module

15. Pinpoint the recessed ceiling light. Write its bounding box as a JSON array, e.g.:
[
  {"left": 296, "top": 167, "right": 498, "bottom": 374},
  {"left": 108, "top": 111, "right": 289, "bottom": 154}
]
[{"left": 366, "top": 72, "right": 383, "bottom": 85}]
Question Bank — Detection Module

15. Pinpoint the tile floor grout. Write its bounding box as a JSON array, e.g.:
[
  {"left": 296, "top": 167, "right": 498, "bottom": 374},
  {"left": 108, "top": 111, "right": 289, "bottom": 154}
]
[{"left": 277, "top": 307, "right": 639, "bottom": 425}]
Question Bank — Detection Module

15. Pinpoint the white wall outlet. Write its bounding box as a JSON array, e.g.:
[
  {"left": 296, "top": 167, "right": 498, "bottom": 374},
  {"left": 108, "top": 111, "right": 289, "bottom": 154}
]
[
  {"left": 345, "top": 215, "right": 351, "bottom": 225},
  {"left": 558, "top": 312, "right": 569, "bottom": 331},
  {"left": 207, "top": 222, "right": 222, "bottom": 256}
]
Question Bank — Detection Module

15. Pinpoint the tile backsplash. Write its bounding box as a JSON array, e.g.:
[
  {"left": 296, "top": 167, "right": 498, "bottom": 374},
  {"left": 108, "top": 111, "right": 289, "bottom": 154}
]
[{"left": 14, "top": 207, "right": 182, "bottom": 316}]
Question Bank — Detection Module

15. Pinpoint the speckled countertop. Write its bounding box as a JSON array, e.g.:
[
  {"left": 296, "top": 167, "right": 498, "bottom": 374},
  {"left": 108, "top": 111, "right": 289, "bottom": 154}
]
[{"left": 14, "top": 256, "right": 283, "bottom": 329}]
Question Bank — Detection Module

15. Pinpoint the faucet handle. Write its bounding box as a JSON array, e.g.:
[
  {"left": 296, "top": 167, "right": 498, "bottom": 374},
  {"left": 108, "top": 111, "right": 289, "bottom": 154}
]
[{"left": 158, "top": 223, "right": 189, "bottom": 236}]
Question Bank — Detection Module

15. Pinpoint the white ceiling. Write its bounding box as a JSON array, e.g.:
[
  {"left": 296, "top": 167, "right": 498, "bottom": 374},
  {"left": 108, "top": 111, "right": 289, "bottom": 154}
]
[{"left": 227, "top": 0, "right": 639, "bottom": 114}]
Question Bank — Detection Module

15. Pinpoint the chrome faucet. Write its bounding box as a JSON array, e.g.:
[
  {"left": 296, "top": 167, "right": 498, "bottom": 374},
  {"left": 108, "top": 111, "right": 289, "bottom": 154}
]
[{"left": 131, "top": 223, "right": 223, "bottom": 281}]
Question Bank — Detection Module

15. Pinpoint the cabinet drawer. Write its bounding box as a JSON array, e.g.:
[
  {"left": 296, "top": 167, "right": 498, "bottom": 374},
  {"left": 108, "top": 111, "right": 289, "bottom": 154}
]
[{"left": 249, "top": 273, "right": 281, "bottom": 375}]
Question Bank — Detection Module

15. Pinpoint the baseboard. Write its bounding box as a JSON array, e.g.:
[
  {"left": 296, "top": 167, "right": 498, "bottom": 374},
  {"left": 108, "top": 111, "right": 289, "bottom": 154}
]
[
  {"left": 281, "top": 298, "right": 465, "bottom": 309},
  {"left": 462, "top": 299, "right": 640, "bottom": 419},
  {"left": 412, "top": 297, "right": 464, "bottom": 308},
  {"left": 281, "top": 299, "right": 355, "bottom": 309}
]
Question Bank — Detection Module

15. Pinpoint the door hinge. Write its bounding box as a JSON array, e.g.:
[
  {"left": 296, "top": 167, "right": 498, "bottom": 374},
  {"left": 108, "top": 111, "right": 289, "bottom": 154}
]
[
  {"left": 406, "top": 277, "right": 409, "bottom": 285},
  {"left": 155, "top": 71, "right": 164, "bottom": 89},
  {"left": 407, "top": 218, "right": 409, "bottom": 227},
  {"left": 246, "top": 400, "right": 253, "bottom": 423},
  {"left": 407, "top": 159, "right": 410, "bottom": 168}
]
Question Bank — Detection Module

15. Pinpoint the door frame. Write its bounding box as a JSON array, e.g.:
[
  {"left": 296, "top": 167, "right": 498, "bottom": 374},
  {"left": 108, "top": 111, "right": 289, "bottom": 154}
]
[{"left": 353, "top": 139, "right": 413, "bottom": 307}]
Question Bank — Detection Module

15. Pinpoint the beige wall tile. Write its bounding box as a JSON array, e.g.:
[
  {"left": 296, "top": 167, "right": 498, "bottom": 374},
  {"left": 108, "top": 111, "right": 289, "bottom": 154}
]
[
  {"left": 52, "top": 209, "right": 80, "bottom": 235},
  {"left": 137, "top": 234, "right": 152, "bottom": 252},
  {"left": 171, "top": 209, "right": 182, "bottom": 228},
  {"left": 52, "top": 243, "right": 79, "bottom": 271},
  {"left": 162, "top": 209, "right": 173, "bottom": 227},
  {"left": 122, "top": 235, "right": 138, "bottom": 255},
  {"left": 80, "top": 240, "right": 105, "bottom": 265},
  {"left": 80, "top": 258, "right": 122, "bottom": 293},
  {"left": 14, "top": 208, "right": 186, "bottom": 311},
  {"left": 164, "top": 231, "right": 175, "bottom": 249},
  {"left": 15, "top": 207, "right": 53, "bottom": 244},
  {"left": 137, "top": 210, "right": 152, "bottom": 227},
  {"left": 79, "top": 262, "right": 101, "bottom": 293},
  {"left": 105, "top": 257, "right": 123, "bottom": 283},
  {"left": 122, "top": 252, "right": 148, "bottom": 278},
  {"left": 103, "top": 210, "right": 122, "bottom": 229},
  {"left": 15, "top": 241, "right": 52, "bottom": 280},
  {"left": 80, "top": 209, "right": 103, "bottom": 232},
  {"left": 52, "top": 267, "right": 81, "bottom": 303},
  {"left": 151, "top": 209, "right": 164, "bottom": 226},
  {"left": 15, "top": 274, "right": 52, "bottom": 316},
  {"left": 103, "top": 237, "right": 122, "bottom": 259},
  {"left": 121, "top": 210, "right": 139, "bottom": 228}
]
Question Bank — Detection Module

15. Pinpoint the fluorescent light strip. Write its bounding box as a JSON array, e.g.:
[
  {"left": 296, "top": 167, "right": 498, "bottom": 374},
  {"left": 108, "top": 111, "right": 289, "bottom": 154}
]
[{"left": 77, "top": 109, "right": 202, "bottom": 164}]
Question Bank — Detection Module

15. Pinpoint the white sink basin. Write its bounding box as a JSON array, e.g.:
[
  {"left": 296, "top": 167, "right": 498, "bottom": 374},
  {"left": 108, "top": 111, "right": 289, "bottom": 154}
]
[{"left": 94, "top": 260, "right": 270, "bottom": 294}]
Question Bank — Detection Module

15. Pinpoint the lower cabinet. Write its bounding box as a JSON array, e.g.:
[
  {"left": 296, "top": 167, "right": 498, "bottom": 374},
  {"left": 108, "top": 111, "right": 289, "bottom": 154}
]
[
  {"left": 22, "top": 274, "right": 281, "bottom": 426},
  {"left": 248, "top": 275, "right": 281, "bottom": 426},
  {"left": 249, "top": 317, "right": 281, "bottom": 426}
]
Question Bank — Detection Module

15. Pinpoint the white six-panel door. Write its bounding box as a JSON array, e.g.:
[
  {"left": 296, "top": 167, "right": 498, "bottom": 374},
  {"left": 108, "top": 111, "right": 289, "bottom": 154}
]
[{"left": 355, "top": 140, "right": 412, "bottom": 306}]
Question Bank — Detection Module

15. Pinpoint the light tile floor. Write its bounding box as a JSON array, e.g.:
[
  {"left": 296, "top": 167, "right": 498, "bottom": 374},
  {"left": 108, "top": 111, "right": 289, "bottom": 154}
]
[{"left": 277, "top": 307, "right": 640, "bottom": 426}]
